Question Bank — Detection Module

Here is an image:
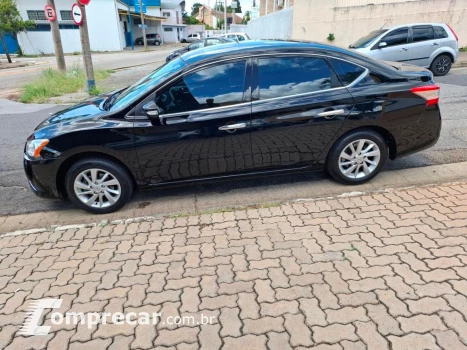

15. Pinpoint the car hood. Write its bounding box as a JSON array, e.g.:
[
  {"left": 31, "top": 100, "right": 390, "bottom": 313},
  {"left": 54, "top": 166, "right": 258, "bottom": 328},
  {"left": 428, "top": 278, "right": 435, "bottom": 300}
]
[{"left": 35, "top": 92, "right": 114, "bottom": 130}]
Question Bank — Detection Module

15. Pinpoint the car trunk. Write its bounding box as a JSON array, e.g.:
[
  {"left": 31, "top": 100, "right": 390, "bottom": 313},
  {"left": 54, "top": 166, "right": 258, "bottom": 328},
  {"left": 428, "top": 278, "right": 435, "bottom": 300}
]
[{"left": 384, "top": 61, "right": 434, "bottom": 83}]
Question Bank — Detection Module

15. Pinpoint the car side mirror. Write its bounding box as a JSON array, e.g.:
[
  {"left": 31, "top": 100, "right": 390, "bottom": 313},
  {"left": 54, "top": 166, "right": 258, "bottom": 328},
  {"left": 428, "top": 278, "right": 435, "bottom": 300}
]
[
  {"left": 379, "top": 42, "right": 387, "bottom": 48},
  {"left": 143, "top": 101, "right": 159, "bottom": 118}
]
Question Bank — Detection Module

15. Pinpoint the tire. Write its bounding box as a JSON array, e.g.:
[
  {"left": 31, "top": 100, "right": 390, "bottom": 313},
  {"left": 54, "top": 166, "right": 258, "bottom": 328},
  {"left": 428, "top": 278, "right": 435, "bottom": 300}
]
[
  {"left": 181, "top": 39, "right": 186, "bottom": 43},
  {"left": 65, "top": 157, "right": 133, "bottom": 214},
  {"left": 430, "top": 54, "right": 452, "bottom": 76},
  {"left": 326, "top": 129, "right": 388, "bottom": 185},
  {"left": 154, "top": 40, "right": 161, "bottom": 46},
  {"left": 136, "top": 40, "right": 142, "bottom": 45}
]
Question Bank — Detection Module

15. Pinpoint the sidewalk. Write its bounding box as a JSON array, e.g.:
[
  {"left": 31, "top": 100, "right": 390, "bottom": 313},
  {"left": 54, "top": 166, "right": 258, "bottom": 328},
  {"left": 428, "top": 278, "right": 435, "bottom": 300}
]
[
  {"left": 454, "top": 51, "right": 467, "bottom": 68},
  {"left": 0, "top": 181, "right": 466, "bottom": 349}
]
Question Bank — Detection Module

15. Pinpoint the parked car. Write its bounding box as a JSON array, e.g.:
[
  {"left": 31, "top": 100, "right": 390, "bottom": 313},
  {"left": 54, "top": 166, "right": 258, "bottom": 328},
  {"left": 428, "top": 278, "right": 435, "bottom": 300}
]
[
  {"left": 166, "top": 37, "right": 236, "bottom": 62},
  {"left": 24, "top": 40, "right": 441, "bottom": 213},
  {"left": 181, "top": 33, "right": 202, "bottom": 43},
  {"left": 135, "top": 33, "right": 161, "bottom": 46},
  {"left": 349, "top": 23, "right": 458, "bottom": 76},
  {"left": 217, "top": 32, "right": 250, "bottom": 42}
]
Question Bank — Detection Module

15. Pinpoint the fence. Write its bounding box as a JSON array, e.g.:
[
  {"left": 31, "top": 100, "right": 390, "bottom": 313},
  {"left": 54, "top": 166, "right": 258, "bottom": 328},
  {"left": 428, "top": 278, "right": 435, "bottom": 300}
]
[{"left": 244, "top": 7, "right": 293, "bottom": 40}]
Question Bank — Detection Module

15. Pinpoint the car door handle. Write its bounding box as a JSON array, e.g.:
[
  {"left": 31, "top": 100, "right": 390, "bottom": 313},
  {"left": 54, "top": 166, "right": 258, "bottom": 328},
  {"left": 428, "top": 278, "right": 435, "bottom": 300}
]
[
  {"left": 432, "top": 42, "right": 439, "bottom": 46},
  {"left": 400, "top": 48, "right": 408, "bottom": 52},
  {"left": 317, "top": 109, "right": 345, "bottom": 118},
  {"left": 219, "top": 123, "right": 247, "bottom": 131}
]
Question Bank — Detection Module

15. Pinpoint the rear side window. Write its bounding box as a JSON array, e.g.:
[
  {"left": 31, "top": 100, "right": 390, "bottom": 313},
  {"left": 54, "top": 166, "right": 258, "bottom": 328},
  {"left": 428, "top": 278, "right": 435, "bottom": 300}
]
[
  {"left": 381, "top": 28, "right": 409, "bottom": 47},
  {"left": 329, "top": 58, "right": 366, "bottom": 86},
  {"left": 434, "top": 26, "right": 449, "bottom": 39},
  {"left": 412, "top": 26, "right": 435, "bottom": 42},
  {"left": 258, "top": 57, "right": 334, "bottom": 100}
]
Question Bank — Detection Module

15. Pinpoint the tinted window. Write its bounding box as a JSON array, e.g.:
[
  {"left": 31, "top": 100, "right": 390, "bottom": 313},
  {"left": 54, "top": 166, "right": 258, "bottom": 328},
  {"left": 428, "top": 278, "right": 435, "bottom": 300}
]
[
  {"left": 412, "top": 26, "right": 435, "bottom": 42},
  {"left": 156, "top": 61, "right": 246, "bottom": 114},
  {"left": 258, "top": 57, "right": 334, "bottom": 100},
  {"left": 329, "top": 59, "right": 366, "bottom": 86},
  {"left": 434, "top": 26, "right": 449, "bottom": 39},
  {"left": 237, "top": 35, "right": 245, "bottom": 41},
  {"left": 381, "top": 28, "right": 408, "bottom": 47}
]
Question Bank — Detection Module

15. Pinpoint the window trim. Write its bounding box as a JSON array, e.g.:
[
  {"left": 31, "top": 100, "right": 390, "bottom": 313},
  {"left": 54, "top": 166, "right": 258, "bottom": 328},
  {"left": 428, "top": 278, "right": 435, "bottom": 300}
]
[
  {"left": 371, "top": 27, "right": 409, "bottom": 50},
  {"left": 131, "top": 53, "right": 368, "bottom": 120},
  {"left": 411, "top": 25, "right": 435, "bottom": 43}
]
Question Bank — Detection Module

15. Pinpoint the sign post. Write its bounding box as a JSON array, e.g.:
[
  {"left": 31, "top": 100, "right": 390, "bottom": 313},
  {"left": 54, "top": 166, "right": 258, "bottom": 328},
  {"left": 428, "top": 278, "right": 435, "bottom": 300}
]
[
  {"left": 45, "top": 1, "right": 66, "bottom": 71},
  {"left": 138, "top": 0, "right": 148, "bottom": 50},
  {"left": 127, "top": 1, "right": 134, "bottom": 50},
  {"left": 75, "top": 1, "right": 95, "bottom": 92}
]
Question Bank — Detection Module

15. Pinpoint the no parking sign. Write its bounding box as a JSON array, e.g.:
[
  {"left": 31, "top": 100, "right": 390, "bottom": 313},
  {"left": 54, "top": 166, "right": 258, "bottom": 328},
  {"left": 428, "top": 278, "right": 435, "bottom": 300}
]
[{"left": 72, "top": 4, "right": 83, "bottom": 25}]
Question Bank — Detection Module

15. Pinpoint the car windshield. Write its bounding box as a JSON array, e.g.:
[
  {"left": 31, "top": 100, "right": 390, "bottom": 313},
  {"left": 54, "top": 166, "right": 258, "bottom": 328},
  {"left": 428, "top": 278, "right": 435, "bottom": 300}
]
[
  {"left": 350, "top": 29, "right": 387, "bottom": 48},
  {"left": 110, "top": 57, "right": 186, "bottom": 111}
]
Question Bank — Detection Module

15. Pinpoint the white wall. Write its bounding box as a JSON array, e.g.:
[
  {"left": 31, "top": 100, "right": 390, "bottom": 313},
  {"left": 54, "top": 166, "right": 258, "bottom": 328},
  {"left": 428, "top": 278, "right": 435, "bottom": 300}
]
[
  {"left": 246, "top": 7, "right": 293, "bottom": 39},
  {"left": 18, "top": 30, "right": 80, "bottom": 55}
]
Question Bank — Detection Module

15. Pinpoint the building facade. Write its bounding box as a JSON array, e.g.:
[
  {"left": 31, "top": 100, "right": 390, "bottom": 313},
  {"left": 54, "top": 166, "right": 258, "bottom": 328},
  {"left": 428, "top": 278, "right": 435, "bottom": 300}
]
[{"left": 13, "top": 0, "right": 185, "bottom": 55}]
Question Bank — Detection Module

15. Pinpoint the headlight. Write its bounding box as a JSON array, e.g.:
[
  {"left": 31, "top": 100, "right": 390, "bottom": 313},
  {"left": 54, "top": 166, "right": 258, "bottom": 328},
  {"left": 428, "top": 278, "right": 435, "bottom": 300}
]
[{"left": 26, "top": 139, "right": 49, "bottom": 158}]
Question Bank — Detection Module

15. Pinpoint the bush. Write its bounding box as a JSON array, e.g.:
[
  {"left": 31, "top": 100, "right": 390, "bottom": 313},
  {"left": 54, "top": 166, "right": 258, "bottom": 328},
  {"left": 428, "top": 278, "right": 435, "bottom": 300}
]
[{"left": 327, "top": 33, "right": 335, "bottom": 42}]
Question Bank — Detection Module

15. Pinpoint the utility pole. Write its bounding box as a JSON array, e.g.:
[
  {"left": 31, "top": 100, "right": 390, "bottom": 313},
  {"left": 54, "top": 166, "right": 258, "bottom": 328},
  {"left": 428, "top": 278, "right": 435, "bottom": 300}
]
[
  {"left": 77, "top": 2, "right": 95, "bottom": 91},
  {"left": 47, "top": 0, "right": 66, "bottom": 71},
  {"left": 127, "top": 1, "right": 134, "bottom": 50},
  {"left": 139, "top": 0, "right": 148, "bottom": 50},
  {"left": 224, "top": 0, "right": 227, "bottom": 34}
]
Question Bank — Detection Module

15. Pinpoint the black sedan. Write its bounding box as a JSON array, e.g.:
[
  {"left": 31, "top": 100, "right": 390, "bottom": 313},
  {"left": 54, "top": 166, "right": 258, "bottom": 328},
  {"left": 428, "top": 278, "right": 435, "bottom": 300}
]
[
  {"left": 24, "top": 41, "right": 441, "bottom": 213},
  {"left": 166, "top": 37, "right": 235, "bottom": 62}
]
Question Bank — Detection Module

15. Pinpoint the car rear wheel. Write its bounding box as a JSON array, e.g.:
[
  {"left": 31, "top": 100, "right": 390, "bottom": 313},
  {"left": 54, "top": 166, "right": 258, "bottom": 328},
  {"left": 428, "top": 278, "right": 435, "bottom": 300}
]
[
  {"left": 326, "top": 130, "right": 388, "bottom": 185},
  {"left": 154, "top": 40, "right": 161, "bottom": 46},
  {"left": 65, "top": 158, "right": 133, "bottom": 214},
  {"left": 136, "top": 40, "right": 143, "bottom": 45},
  {"left": 430, "top": 54, "right": 452, "bottom": 76},
  {"left": 181, "top": 39, "right": 186, "bottom": 43}
]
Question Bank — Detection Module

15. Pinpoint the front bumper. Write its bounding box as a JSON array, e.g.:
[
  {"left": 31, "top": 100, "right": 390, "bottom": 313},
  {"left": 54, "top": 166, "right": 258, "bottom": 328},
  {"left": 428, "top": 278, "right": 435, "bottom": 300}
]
[{"left": 24, "top": 155, "right": 61, "bottom": 199}]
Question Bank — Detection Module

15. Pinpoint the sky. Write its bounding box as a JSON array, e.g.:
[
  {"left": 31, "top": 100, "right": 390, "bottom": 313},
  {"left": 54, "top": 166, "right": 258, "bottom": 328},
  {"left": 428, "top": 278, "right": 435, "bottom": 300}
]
[{"left": 184, "top": 0, "right": 255, "bottom": 14}]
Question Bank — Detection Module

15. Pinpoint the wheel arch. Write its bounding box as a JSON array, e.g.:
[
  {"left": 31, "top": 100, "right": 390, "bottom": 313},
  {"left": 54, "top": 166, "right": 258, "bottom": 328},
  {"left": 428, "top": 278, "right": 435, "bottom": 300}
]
[
  {"left": 56, "top": 152, "right": 137, "bottom": 199},
  {"left": 430, "top": 51, "right": 454, "bottom": 67}
]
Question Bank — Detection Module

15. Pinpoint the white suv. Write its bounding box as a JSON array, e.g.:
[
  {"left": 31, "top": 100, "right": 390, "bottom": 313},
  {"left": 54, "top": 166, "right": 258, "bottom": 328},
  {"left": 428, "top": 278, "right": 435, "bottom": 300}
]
[
  {"left": 349, "top": 23, "right": 459, "bottom": 76},
  {"left": 181, "top": 33, "right": 202, "bottom": 43},
  {"left": 217, "top": 33, "right": 250, "bottom": 42}
]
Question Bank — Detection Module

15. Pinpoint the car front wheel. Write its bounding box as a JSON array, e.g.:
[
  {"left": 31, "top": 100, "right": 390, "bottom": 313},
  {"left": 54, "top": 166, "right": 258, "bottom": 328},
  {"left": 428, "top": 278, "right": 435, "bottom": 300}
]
[
  {"left": 430, "top": 54, "right": 452, "bottom": 76},
  {"left": 65, "top": 158, "right": 133, "bottom": 214},
  {"left": 326, "top": 130, "right": 388, "bottom": 185}
]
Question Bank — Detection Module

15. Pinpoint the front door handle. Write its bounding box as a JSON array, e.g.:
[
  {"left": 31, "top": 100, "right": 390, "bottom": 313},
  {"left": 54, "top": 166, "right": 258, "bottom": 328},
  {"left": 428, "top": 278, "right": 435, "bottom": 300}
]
[
  {"left": 400, "top": 48, "right": 408, "bottom": 52},
  {"left": 317, "top": 109, "right": 345, "bottom": 119},
  {"left": 219, "top": 123, "right": 246, "bottom": 131},
  {"left": 432, "top": 42, "right": 439, "bottom": 46}
]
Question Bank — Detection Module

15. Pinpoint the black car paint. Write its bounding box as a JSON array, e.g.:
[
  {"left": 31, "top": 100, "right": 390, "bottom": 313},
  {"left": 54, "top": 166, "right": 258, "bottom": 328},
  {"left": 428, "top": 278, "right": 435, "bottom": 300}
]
[
  {"left": 165, "top": 38, "right": 236, "bottom": 62},
  {"left": 24, "top": 41, "right": 441, "bottom": 200}
]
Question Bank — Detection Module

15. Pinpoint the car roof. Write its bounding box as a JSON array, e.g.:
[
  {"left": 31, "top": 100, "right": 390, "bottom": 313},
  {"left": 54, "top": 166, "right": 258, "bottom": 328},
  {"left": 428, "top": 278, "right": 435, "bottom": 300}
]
[
  {"left": 180, "top": 40, "right": 366, "bottom": 65},
  {"left": 384, "top": 23, "right": 447, "bottom": 30}
]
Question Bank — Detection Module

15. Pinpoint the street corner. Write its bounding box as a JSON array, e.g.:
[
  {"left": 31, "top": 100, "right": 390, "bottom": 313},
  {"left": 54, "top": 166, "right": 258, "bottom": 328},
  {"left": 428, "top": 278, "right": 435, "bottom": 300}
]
[{"left": 0, "top": 181, "right": 466, "bottom": 349}]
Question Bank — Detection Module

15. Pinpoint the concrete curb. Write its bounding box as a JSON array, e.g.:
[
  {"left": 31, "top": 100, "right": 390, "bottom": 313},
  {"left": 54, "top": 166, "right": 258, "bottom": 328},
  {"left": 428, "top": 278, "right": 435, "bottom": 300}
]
[{"left": 1, "top": 159, "right": 466, "bottom": 234}]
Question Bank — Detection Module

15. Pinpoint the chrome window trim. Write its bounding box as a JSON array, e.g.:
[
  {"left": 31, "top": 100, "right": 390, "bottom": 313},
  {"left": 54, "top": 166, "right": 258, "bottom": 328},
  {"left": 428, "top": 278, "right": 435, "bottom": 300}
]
[{"left": 147, "top": 53, "right": 369, "bottom": 119}]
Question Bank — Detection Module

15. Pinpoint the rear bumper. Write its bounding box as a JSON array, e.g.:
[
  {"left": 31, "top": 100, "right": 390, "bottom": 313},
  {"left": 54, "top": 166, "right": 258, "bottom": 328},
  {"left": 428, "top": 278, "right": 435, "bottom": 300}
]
[{"left": 24, "top": 155, "right": 61, "bottom": 199}]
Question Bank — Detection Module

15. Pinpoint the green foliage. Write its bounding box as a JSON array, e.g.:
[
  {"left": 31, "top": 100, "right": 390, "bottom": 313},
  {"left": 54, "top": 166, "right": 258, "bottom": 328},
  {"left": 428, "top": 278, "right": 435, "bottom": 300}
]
[
  {"left": 191, "top": 2, "right": 203, "bottom": 16},
  {"left": 460, "top": 47, "right": 467, "bottom": 52},
  {"left": 182, "top": 11, "right": 200, "bottom": 25},
  {"left": 0, "top": 0, "right": 35, "bottom": 34},
  {"left": 217, "top": 19, "right": 225, "bottom": 30},
  {"left": 327, "top": 33, "right": 335, "bottom": 42},
  {"left": 20, "top": 66, "right": 111, "bottom": 103},
  {"left": 242, "top": 10, "right": 251, "bottom": 24}
]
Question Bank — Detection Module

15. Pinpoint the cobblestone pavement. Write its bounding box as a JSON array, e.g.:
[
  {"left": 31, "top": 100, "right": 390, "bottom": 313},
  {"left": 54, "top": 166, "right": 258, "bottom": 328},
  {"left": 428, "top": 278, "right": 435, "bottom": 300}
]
[{"left": 1, "top": 182, "right": 467, "bottom": 349}]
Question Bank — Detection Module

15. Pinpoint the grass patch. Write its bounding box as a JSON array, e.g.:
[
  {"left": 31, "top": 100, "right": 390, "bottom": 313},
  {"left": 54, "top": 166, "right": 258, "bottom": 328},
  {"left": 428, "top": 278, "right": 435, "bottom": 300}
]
[
  {"left": 460, "top": 47, "right": 467, "bottom": 52},
  {"left": 20, "top": 67, "right": 112, "bottom": 103}
]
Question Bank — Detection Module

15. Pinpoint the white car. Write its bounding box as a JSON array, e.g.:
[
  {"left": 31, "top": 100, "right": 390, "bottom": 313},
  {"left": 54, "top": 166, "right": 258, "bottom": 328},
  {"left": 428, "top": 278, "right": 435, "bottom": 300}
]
[
  {"left": 217, "top": 33, "right": 250, "bottom": 42},
  {"left": 181, "top": 33, "right": 202, "bottom": 43},
  {"left": 349, "top": 23, "right": 459, "bottom": 76}
]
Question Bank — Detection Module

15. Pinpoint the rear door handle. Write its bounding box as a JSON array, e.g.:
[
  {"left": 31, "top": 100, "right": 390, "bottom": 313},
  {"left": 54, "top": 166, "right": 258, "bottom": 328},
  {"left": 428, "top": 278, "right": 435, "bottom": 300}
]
[
  {"left": 317, "top": 109, "right": 345, "bottom": 118},
  {"left": 400, "top": 48, "right": 408, "bottom": 52},
  {"left": 219, "top": 123, "right": 246, "bottom": 131},
  {"left": 432, "top": 42, "right": 439, "bottom": 46}
]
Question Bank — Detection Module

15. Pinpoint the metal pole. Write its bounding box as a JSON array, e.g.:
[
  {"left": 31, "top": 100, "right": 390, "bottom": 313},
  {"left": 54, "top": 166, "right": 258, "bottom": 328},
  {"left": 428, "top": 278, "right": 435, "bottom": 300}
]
[
  {"left": 127, "top": 1, "right": 134, "bottom": 50},
  {"left": 224, "top": 0, "right": 227, "bottom": 34},
  {"left": 47, "top": 0, "right": 66, "bottom": 71},
  {"left": 77, "top": 2, "right": 95, "bottom": 91},
  {"left": 139, "top": 0, "right": 148, "bottom": 49}
]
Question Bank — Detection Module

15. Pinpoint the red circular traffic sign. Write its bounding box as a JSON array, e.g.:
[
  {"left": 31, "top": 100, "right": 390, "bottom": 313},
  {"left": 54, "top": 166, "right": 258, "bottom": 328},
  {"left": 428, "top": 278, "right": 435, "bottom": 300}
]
[
  {"left": 44, "top": 5, "right": 57, "bottom": 22},
  {"left": 72, "top": 4, "right": 83, "bottom": 25},
  {"left": 78, "top": 0, "right": 91, "bottom": 5}
]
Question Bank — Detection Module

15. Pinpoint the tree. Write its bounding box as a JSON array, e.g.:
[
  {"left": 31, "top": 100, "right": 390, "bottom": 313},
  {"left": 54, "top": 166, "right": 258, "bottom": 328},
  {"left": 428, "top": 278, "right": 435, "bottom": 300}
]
[
  {"left": 0, "top": 0, "right": 34, "bottom": 63},
  {"left": 182, "top": 11, "right": 200, "bottom": 25},
  {"left": 191, "top": 2, "right": 203, "bottom": 16},
  {"left": 241, "top": 10, "right": 251, "bottom": 24}
]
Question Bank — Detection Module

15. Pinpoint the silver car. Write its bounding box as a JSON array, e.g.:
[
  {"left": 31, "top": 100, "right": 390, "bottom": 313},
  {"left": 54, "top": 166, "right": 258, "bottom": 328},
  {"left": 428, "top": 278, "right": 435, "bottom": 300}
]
[
  {"left": 350, "top": 23, "right": 459, "bottom": 76},
  {"left": 181, "top": 33, "right": 202, "bottom": 43}
]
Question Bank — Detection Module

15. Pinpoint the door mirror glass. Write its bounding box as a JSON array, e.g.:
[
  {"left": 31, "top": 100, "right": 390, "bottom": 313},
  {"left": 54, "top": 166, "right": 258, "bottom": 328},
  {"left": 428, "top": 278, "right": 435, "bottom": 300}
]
[
  {"left": 143, "top": 101, "right": 160, "bottom": 118},
  {"left": 379, "top": 41, "right": 387, "bottom": 48}
]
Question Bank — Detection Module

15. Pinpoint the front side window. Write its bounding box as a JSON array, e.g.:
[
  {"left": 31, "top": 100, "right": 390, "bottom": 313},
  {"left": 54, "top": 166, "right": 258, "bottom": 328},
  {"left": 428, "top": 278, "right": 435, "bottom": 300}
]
[
  {"left": 156, "top": 61, "right": 246, "bottom": 115},
  {"left": 329, "top": 58, "right": 366, "bottom": 86},
  {"left": 237, "top": 35, "right": 245, "bottom": 41},
  {"left": 434, "top": 26, "right": 449, "bottom": 39},
  {"left": 350, "top": 29, "right": 387, "bottom": 49},
  {"left": 188, "top": 41, "right": 204, "bottom": 50},
  {"left": 381, "top": 28, "right": 408, "bottom": 47},
  {"left": 258, "top": 57, "right": 334, "bottom": 100},
  {"left": 412, "top": 26, "right": 435, "bottom": 43}
]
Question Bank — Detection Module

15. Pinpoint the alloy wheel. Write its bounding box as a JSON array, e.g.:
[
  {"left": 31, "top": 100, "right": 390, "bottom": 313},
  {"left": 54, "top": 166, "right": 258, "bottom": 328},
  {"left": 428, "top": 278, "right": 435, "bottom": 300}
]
[
  {"left": 338, "top": 139, "right": 381, "bottom": 179},
  {"left": 436, "top": 57, "right": 450, "bottom": 74},
  {"left": 74, "top": 168, "right": 121, "bottom": 208}
]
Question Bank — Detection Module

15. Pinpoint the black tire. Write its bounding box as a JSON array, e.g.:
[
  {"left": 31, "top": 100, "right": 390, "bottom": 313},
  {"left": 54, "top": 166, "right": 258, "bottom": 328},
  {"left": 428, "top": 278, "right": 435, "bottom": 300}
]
[
  {"left": 136, "top": 40, "right": 142, "bottom": 45},
  {"left": 65, "top": 157, "right": 133, "bottom": 214},
  {"left": 430, "top": 54, "right": 452, "bottom": 76},
  {"left": 154, "top": 40, "right": 161, "bottom": 46},
  {"left": 326, "top": 129, "right": 388, "bottom": 185},
  {"left": 181, "top": 39, "right": 186, "bottom": 43}
]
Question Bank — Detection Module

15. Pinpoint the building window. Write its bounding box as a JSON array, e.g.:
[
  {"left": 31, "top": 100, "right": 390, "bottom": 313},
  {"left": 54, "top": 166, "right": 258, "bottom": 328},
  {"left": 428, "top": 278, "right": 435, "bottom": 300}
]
[
  {"left": 60, "top": 10, "right": 73, "bottom": 21},
  {"left": 164, "top": 27, "right": 173, "bottom": 32},
  {"left": 27, "top": 10, "right": 47, "bottom": 21},
  {"left": 163, "top": 12, "right": 170, "bottom": 17}
]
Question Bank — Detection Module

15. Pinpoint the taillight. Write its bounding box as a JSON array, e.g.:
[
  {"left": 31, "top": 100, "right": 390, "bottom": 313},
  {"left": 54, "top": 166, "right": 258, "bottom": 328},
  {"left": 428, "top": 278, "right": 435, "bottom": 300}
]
[
  {"left": 411, "top": 84, "right": 440, "bottom": 106},
  {"left": 446, "top": 24, "right": 459, "bottom": 42}
]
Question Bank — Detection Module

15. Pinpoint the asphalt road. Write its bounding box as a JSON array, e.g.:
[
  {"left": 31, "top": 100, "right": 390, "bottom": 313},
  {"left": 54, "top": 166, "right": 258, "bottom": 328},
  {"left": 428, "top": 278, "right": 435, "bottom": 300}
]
[{"left": 1, "top": 67, "right": 466, "bottom": 217}]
